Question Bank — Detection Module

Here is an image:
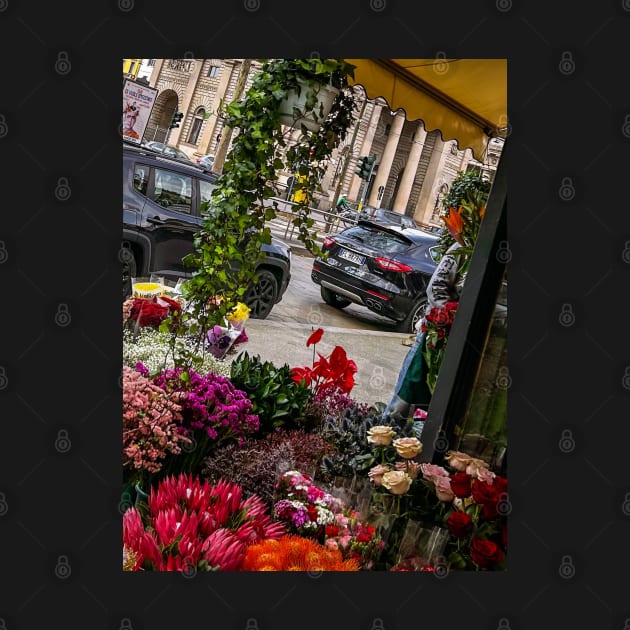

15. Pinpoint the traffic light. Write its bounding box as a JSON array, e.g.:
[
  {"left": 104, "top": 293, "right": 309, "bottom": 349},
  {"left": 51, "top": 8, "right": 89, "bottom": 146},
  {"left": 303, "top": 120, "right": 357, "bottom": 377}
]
[
  {"left": 355, "top": 154, "right": 376, "bottom": 181},
  {"left": 169, "top": 111, "right": 184, "bottom": 129}
]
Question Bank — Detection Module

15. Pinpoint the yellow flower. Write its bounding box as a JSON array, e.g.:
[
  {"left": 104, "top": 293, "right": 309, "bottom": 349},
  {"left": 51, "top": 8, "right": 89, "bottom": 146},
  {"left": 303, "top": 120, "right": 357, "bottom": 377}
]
[
  {"left": 392, "top": 437, "right": 423, "bottom": 459},
  {"left": 381, "top": 470, "right": 412, "bottom": 495},
  {"left": 367, "top": 425, "right": 397, "bottom": 446},
  {"left": 228, "top": 301, "right": 251, "bottom": 323}
]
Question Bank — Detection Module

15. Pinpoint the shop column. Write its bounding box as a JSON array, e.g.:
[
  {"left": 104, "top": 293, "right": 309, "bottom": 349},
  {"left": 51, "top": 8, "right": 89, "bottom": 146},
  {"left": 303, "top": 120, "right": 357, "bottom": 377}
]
[
  {"left": 392, "top": 122, "right": 426, "bottom": 214},
  {"left": 367, "top": 110, "right": 405, "bottom": 207},
  {"left": 415, "top": 137, "right": 454, "bottom": 225}
]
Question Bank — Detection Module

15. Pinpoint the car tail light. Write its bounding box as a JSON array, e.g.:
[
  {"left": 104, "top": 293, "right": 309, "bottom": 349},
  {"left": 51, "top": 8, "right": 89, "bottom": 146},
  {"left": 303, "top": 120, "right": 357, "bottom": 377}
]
[
  {"left": 367, "top": 289, "right": 391, "bottom": 300},
  {"left": 374, "top": 257, "right": 412, "bottom": 272},
  {"left": 322, "top": 236, "right": 335, "bottom": 248}
]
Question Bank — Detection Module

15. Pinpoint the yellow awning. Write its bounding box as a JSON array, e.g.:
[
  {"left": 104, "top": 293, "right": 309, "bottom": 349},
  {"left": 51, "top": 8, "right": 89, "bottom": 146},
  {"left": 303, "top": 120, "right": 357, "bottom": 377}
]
[{"left": 343, "top": 58, "right": 507, "bottom": 162}]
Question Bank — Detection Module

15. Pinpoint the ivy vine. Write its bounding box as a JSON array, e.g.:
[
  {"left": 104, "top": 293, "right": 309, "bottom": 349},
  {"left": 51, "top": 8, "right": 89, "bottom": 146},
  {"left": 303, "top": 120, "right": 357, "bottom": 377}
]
[{"left": 176, "top": 58, "right": 358, "bottom": 348}]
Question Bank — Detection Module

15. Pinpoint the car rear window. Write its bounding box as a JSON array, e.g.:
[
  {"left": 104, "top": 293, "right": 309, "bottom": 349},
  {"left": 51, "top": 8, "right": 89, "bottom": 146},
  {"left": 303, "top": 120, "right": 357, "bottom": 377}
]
[{"left": 341, "top": 224, "right": 412, "bottom": 255}]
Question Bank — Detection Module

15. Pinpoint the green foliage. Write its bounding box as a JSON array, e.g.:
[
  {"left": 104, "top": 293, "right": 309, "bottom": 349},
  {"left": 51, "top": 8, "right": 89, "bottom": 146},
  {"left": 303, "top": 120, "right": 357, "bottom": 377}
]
[
  {"left": 320, "top": 407, "right": 416, "bottom": 480},
  {"left": 229, "top": 351, "right": 313, "bottom": 435},
  {"left": 180, "top": 58, "right": 358, "bottom": 348},
  {"left": 435, "top": 170, "right": 492, "bottom": 262}
]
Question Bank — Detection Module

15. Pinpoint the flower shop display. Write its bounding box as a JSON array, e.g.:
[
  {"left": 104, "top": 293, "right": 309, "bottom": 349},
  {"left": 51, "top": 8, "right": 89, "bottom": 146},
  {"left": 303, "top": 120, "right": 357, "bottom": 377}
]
[
  {"left": 122, "top": 365, "right": 190, "bottom": 489},
  {"left": 323, "top": 509, "right": 385, "bottom": 569},
  {"left": 123, "top": 327, "right": 231, "bottom": 379},
  {"left": 272, "top": 470, "right": 343, "bottom": 538},
  {"left": 290, "top": 328, "right": 358, "bottom": 399},
  {"left": 421, "top": 300, "right": 458, "bottom": 394},
  {"left": 123, "top": 295, "right": 183, "bottom": 330},
  {"left": 241, "top": 535, "right": 360, "bottom": 571},
  {"left": 122, "top": 473, "right": 286, "bottom": 571},
  {"left": 272, "top": 470, "right": 384, "bottom": 570},
  {"left": 228, "top": 352, "right": 313, "bottom": 435},
  {"left": 121, "top": 298, "right": 507, "bottom": 571},
  {"left": 201, "top": 428, "right": 336, "bottom": 506},
  {"left": 150, "top": 367, "right": 260, "bottom": 476},
  {"left": 417, "top": 450, "right": 508, "bottom": 570}
]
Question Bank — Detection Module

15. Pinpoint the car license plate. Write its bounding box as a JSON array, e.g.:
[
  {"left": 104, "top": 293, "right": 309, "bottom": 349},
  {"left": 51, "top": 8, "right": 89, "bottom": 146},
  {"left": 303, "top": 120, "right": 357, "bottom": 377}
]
[{"left": 338, "top": 248, "right": 365, "bottom": 265}]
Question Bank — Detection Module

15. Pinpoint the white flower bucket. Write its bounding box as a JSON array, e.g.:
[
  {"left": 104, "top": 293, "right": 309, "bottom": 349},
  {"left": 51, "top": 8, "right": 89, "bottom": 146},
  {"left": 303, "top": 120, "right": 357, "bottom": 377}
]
[{"left": 278, "top": 80, "right": 340, "bottom": 132}]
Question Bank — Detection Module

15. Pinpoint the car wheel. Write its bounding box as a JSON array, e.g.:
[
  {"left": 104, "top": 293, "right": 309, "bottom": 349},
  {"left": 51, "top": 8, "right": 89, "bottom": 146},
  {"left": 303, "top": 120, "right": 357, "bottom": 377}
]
[
  {"left": 121, "top": 242, "right": 136, "bottom": 300},
  {"left": 244, "top": 269, "right": 278, "bottom": 319},
  {"left": 396, "top": 298, "right": 427, "bottom": 334},
  {"left": 321, "top": 286, "right": 351, "bottom": 309}
]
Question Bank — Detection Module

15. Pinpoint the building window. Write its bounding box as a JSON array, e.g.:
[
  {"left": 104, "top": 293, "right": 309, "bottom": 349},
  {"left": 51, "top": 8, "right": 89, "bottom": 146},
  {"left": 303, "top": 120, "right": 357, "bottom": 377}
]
[
  {"left": 207, "top": 65, "right": 220, "bottom": 78},
  {"left": 187, "top": 108, "right": 206, "bottom": 145}
]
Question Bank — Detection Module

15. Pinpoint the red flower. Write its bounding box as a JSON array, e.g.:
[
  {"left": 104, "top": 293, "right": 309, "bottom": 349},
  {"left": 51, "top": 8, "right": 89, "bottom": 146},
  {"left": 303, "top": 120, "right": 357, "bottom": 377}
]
[
  {"left": 449, "top": 472, "right": 473, "bottom": 498},
  {"left": 446, "top": 511, "right": 473, "bottom": 538},
  {"left": 470, "top": 536, "right": 504, "bottom": 568},
  {"left": 306, "top": 328, "right": 324, "bottom": 347},
  {"left": 325, "top": 525, "right": 340, "bottom": 537},
  {"left": 290, "top": 366, "right": 313, "bottom": 387},
  {"left": 471, "top": 479, "right": 499, "bottom": 505}
]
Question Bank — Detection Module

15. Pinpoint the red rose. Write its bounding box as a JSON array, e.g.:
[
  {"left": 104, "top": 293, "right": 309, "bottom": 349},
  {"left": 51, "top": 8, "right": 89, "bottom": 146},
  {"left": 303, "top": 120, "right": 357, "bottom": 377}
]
[
  {"left": 450, "top": 472, "right": 473, "bottom": 498},
  {"left": 471, "top": 479, "right": 499, "bottom": 505},
  {"left": 482, "top": 500, "right": 499, "bottom": 520},
  {"left": 307, "top": 505, "right": 318, "bottom": 521},
  {"left": 356, "top": 532, "right": 372, "bottom": 543},
  {"left": 325, "top": 525, "right": 339, "bottom": 537},
  {"left": 446, "top": 511, "right": 473, "bottom": 538},
  {"left": 470, "top": 536, "right": 504, "bottom": 568}
]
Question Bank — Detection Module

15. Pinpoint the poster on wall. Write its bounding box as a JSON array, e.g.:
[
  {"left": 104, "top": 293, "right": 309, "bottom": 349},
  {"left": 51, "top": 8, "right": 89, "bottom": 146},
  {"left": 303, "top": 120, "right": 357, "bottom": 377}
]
[{"left": 122, "top": 79, "right": 158, "bottom": 144}]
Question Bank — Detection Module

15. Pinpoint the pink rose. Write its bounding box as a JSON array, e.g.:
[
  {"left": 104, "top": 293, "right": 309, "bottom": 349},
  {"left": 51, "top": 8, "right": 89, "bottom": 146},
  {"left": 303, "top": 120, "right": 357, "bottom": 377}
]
[
  {"left": 476, "top": 467, "right": 496, "bottom": 484},
  {"left": 434, "top": 475, "right": 455, "bottom": 502},
  {"left": 466, "top": 457, "right": 490, "bottom": 478},
  {"left": 444, "top": 451, "right": 472, "bottom": 471},
  {"left": 420, "top": 463, "right": 449, "bottom": 483},
  {"left": 368, "top": 464, "right": 391, "bottom": 486}
]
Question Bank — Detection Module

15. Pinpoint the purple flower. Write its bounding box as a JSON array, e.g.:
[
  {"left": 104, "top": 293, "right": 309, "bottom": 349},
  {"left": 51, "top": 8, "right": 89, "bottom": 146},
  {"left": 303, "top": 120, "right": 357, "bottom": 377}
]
[{"left": 135, "top": 362, "right": 150, "bottom": 378}]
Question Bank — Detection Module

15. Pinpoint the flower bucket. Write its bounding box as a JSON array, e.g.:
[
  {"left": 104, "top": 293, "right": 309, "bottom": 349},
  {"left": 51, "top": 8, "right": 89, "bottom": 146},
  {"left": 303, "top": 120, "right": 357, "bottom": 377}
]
[{"left": 278, "top": 80, "right": 340, "bottom": 132}]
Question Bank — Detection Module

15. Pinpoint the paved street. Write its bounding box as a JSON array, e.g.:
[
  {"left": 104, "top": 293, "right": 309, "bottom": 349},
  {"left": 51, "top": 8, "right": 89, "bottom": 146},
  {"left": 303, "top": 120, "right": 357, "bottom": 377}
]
[{"left": 233, "top": 230, "right": 415, "bottom": 408}]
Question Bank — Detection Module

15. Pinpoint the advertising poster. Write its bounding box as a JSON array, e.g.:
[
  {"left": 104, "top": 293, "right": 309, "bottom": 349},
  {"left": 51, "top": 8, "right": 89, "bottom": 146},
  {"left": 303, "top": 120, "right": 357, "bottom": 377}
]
[{"left": 122, "top": 79, "right": 158, "bottom": 144}]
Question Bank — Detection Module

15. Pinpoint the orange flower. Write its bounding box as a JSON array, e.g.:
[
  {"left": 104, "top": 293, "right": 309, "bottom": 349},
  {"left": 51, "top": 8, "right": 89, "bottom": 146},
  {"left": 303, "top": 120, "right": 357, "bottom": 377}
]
[
  {"left": 478, "top": 205, "right": 486, "bottom": 219},
  {"left": 443, "top": 207, "right": 464, "bottom": 237},
  {"left": 242, "top": 535, "right": 360, "bottom": 571}
]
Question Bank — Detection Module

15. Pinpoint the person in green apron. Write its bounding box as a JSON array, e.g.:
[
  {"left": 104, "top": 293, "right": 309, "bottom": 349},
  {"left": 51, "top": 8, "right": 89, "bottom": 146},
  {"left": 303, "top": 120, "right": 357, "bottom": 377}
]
[{"left": 381, "top": 211, "right": 471, "bottom": 432}]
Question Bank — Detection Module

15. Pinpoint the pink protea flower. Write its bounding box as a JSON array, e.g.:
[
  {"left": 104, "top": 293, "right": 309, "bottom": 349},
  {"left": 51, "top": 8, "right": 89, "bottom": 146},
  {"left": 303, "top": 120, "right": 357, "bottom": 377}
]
[
  {"left": 236, "top": 494, "right": 287, "bottom": 544},
  {"left": 201, "top": 528, "right": 246, "bottom": 571},
  {"left": 122, "top": 473, "right": 279, "bottom": 572}
]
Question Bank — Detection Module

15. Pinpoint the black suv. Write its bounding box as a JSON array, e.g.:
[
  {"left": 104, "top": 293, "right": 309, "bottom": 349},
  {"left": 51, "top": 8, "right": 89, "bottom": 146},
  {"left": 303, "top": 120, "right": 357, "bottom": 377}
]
[
  {"left": 311, "top": 220, "right": 440, "bottom": 332},
  {"left": 122, "top": 142, "right": 291, "bottom": 318},
  {"left": 357, "top": 206, "right": 420, "bottom": 230}
]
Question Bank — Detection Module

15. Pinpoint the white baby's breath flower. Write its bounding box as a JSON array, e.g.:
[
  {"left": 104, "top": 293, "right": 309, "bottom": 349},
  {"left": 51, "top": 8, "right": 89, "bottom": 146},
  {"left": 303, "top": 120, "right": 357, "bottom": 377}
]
[{"left": 122, "top": 328, "right": 231, "bottom": 377}]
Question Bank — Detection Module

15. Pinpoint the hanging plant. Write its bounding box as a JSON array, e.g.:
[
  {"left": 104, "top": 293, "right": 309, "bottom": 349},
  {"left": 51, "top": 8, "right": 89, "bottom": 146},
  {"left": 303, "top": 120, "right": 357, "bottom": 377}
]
[{"left": 177, "top": 58, "right": 358, "bottom": 349}]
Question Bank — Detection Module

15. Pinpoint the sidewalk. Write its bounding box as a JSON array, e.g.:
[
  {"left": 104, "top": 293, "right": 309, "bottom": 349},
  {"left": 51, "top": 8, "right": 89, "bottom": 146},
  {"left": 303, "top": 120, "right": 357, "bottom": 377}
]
[{"left": 234, "top": 317, "right": 413, "bottom": 407}]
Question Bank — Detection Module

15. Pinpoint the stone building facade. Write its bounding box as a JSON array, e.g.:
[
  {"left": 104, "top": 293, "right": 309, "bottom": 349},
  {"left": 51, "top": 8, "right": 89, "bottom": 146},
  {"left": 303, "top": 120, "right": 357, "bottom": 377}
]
[{"left": 143, "top": 59, "right": 503, "bottom": 229}]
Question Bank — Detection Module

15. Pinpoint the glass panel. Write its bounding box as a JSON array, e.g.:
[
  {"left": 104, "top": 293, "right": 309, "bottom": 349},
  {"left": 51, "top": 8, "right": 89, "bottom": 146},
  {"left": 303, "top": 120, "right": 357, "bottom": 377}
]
[
  {"left": 133, "top": 165, "right": 148, "bottom": 195},
  {"left": 152, "top": 168, "right": 192, "bottom": 214},
  {"left": 453, "top": 270, "right": 508, "bottom": 473}
]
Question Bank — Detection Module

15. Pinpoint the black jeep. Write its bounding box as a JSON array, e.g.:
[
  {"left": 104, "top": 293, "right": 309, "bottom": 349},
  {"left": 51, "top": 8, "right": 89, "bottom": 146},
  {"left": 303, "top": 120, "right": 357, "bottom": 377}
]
[{"left": 122, "top": 142, "right": 291, "bottom": 318}]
